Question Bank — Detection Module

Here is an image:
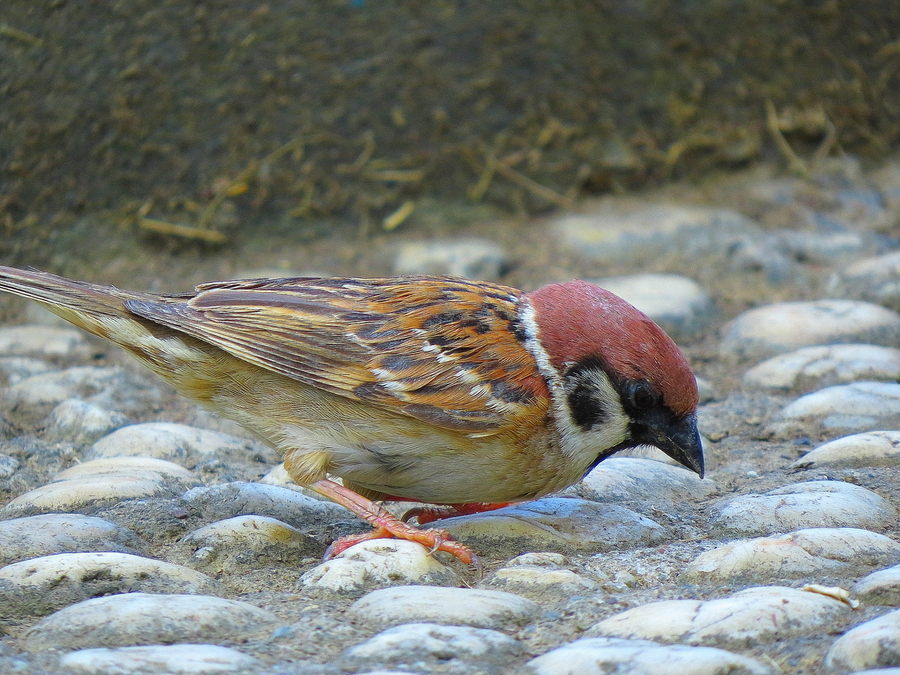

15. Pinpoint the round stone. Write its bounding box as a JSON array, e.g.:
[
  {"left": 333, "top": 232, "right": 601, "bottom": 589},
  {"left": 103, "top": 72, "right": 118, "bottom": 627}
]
[
  {"left": 2, "top": 475, "right": 179, "bottom": 516},
  {"left": 552, "top": 205, "right": 784, "bottom": 278},
  {"left": 19, "top": 593, "right": 281, "bottom": 651},
  {"left": 0, "top": 325, "right": 90, "bottom": 358},
  {"left": 710, "top": 481, "right": 897, "bottom": 537},
  {"left": 590, "top": 586, "right": 851, "bottom": 647},
  {"left": 852, "top": 564, "right": 900, "bottom": 606},
  {"left": 43, "top": 398, "right": 128, "bottom": 445},
  {"left": 684, "top": 528, "right": 900, "bottom": 584},
  {"left": 393, "top": 238, "right": 508, "bottom": 280},
  {"left": 773, "top": 381, "right": 900, "bottom": 435},
  {"left": 720, "top": 300, "right": 900, "bottom": 360},
  {"left": 300, "top": 540, "right": 460, "bottom": 593},
  {"left": 54, "top": 456, "right": 198, "bottom": 483},
  {"left": 340, "top": 622, "right": 523, "bottom": 671},
  {"left": 0, "top": 552, "right": 221, "bottom": 617},
  {"left": 86, "top": 422, "right": 266, "bottom": 466},
  {"left": 0, "top": 356, "right": 53, "bottom": 385},
  {"left": 830, "top": 250, "right": 900, "bottom": 311},
  {"left": 348, "top": 585, "right": 540, "bottom": 630},
  {"left": 489, "top": 552, "right": 597, "bottom": 592},
  {"left": 181, "top": 482, "right": 347, "bottom": 531},
  {"left": 571, "top": 457, "right": 716, "bottom": 504},
  {"left": 440, "top": 497, "right": 667, "bottom": 557},
  {"left": 825, "top": 608, "right": 900, "bottom": 671},
  {"left": 0, "top": 453, "right": 18, "bottom": 479},
  {"left": 777, "top": 228, "right": 871, "bottom": 265},
  {"left": 0, "top": 514, "right": 145, "bottom": 566},
  {"left": 178, "top": 515, "right": 323, "bottom": 572},
  {"left": 5, "top": 366, "right": 129, "bottom": 408},
  {"left": 526, "top": 637, "right": 773, "bottom": 675},
  {"left": 743, "top": 344, "right": 900, "bottom": 393},
  {"left": 490, "top": 566, "right": 598, "bottom": 593},
  {"left": 57, "top": 644, "right": 261, "bottom": 675},
  {"left": 792, "top": 430, "right": 900, "bottom": 469}
]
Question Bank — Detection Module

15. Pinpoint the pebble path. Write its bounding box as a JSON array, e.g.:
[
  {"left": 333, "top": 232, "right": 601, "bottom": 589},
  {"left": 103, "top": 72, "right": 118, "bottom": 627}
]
[{"left": 2, "top": 159, "right": 900, "bottom": 674}]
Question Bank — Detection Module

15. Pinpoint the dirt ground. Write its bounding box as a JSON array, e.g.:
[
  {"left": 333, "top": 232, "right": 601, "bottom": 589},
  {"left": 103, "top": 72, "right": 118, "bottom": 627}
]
[{"left": 1, "top": 0, "right": 899, "bottom": 265}]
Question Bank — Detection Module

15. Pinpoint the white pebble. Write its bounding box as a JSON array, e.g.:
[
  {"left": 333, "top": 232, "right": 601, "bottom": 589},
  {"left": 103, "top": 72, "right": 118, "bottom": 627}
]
[
  {"left": 0, "top": 453, "right": 19, "bottom": 479},
  {"left": 341, "top": 622, "right": 522, "bottom": 668},
  {"left": 4, "top": 454, "right": 198, "bottom": 518},
  {"left": 87, "top": 422, "right": 264, "bottom": 466},
  {"left": 3, "top": 475, "right": 176, "bottom": 515},
  {"left": 743, "top": 344, "right": 900, "bottom": 393},
  {"left": 348, "top": 585, "right": 540, "bottom": 630},
  {"left": 526, "top": 637, "right": 774, "bottom": 675},
  {"left": 720, "top": 300, "right": 900, "bottom": 360},
  {"left": 393, "top": 238, "right": 508, "bottom": 280},
  {"left": 299, "top": 540, "right": 460, "bottom": 592},
  {"left": 0, "top": 325, "right": 89, "bottom": 358},
  {"left": 0, "top": 356, "right": 53, "bottom": 385},
  {"left": 710, "top": 481, "right": 897, "bottom": 537},
  {"left": 43, "top": 398, "right": 128, "bottom": 445},
  {"left": 591, "top": 586, "right": 850, "bottom": 647},
  {"left": 852, "top": 564, "right": 900, "bottom": 606},
  {"left": 440, "top": 497, "right": 666, "bottom": 557},
  {"left": 182, "top": 481, "right": 347, "bottom": 531},
  {"left": 793, "top": 430, "right": 900, "bottom": 469},
  {"left": 58, "top": 644, "right": 261, "bottom": 675},
  {"left": 553, "top": 205, "right": 771, "bottom": 268},
  {"left": 0, "top": 514, "right": 144, "bottom": 566},
  {"left": 830, "top": 249, "right": 900, "bottom": 311},
  {"left": 505, "top": 552, "right": 572, "bottom": 567},
  {"left": 825, "top": 608, "right": 900, "bottom": 671},
  {"left": 0, "top": 552, "right": 221, "bottom": 616},
  {"left": 54, "top": 456, "right": 198, "bottom": 483},
  {"left": 5, "top": 366, "right": 128, "bottom": 408},
  {"left": 573, "top": 457, "right": 716, "bottom": 504},
  {"left": 491, "top": 566, "right": 598, "bottom": 592},
  {"left": 685, "top": 528, "right": 900, "bottom": 583},
  {"left": 179, "top": 515, "right": 321, "bottom": 572},
  {"left": 776, "top": 381, "right": 900, "bottom": 434},
  {"left": 19, "top": 593, "right": 280, "bottom": 651}
]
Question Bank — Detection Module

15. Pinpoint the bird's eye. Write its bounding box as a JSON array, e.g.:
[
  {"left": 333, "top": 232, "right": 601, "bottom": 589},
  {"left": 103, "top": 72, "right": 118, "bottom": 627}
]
[{"left": 627, "top": 381, "right": 659, "bottom": 410}]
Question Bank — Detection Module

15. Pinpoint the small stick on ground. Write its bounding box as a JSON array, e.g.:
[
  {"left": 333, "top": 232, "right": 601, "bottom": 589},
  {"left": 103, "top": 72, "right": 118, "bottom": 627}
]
[{"left": 765, "top": 100, "right": 808, "bottom": 176}]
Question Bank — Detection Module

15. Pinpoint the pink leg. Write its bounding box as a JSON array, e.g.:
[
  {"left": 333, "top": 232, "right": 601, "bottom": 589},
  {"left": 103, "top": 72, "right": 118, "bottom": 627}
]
[{"left": 309, "top": 478, "right": 480, "bottom": 569}]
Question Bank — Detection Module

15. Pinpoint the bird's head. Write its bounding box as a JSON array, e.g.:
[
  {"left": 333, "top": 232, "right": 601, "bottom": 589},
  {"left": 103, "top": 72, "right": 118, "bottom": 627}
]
[{"left": 523, "top": 280, "right": 704, "bottom": 478}]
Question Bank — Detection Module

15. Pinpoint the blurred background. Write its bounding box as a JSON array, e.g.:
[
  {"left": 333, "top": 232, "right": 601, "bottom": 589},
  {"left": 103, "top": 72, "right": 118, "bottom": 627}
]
[{"left": 1, "top": 0, "right": 898, "bottom": 286}]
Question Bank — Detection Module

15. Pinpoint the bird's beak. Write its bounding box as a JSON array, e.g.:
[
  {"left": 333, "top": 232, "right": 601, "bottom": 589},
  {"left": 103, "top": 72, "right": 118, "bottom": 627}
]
[{"left": 636, "top": 413, "right": 705, "bottom": 478}]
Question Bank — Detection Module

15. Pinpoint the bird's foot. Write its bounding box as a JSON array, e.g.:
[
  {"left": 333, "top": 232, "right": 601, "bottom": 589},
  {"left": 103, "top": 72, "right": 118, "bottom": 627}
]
[
  {"left": 324, "top": 522, "right": 479, "bottom": 572},
  {"left": 311, "top": 478, "right": 481, "bottom": 571},
  {"left": 402, "top": 501, "right": 515, "bottom": 525}
]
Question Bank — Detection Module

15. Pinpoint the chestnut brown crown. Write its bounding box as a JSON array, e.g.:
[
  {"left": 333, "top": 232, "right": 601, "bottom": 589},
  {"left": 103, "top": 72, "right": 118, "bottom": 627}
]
[{"left": 527, "top": 280, "right": 703, "bottom": 477}]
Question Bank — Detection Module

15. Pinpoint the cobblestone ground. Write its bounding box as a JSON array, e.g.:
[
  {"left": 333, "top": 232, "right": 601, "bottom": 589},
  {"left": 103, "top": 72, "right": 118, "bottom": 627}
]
[{"left": 2, "top": 158, "right": 900, "bottom": 674}]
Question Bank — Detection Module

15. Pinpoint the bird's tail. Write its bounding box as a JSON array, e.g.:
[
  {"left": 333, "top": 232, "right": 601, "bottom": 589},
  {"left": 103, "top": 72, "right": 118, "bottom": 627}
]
[{"left": 0, "top": 265, "right": 150, "bottom": 339}]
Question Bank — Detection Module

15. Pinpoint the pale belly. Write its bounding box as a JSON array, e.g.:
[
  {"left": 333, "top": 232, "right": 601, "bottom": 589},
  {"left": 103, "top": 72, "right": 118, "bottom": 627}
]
[{"left": 175, "top": 352, "right": 586, "bottom": 505}]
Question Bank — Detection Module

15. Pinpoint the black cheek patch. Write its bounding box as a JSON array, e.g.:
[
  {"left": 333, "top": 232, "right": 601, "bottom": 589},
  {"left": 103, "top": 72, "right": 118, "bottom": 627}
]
[{"left": 568, "top": 380, "right": 608, "bottom": 431}]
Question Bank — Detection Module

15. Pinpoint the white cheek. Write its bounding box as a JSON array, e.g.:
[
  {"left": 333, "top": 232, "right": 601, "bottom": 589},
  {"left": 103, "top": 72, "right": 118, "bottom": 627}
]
[
  {"left": 518, "top": 298, "right": 629, "bottom": 466},
  {"left": 564, "top": 370, "right": 630, "bottom": 453}
]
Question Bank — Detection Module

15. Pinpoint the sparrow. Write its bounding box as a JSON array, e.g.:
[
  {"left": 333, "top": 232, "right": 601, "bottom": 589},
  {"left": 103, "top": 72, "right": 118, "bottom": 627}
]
[{"left": 0, "top": 266, "right": 703, "bottom": 568}]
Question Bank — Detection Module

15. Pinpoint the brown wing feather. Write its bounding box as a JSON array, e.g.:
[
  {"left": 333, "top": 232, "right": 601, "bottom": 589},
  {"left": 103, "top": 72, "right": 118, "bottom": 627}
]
[{"left": 124, "top": 276, "right": 550, "bottom": 434}]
